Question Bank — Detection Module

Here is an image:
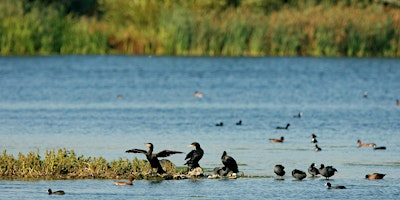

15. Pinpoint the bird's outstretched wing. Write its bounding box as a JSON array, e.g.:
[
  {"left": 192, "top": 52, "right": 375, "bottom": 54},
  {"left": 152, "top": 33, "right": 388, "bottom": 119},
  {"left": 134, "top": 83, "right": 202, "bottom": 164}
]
[
  {"left": 156, "top": 150, "right": 183, "bottom": 157},
  {"left": 185, "top": 150, "right": 195, "bottom": 160},
  {"left": 125, "top": 149, "right": 147, "bottom": 154}
]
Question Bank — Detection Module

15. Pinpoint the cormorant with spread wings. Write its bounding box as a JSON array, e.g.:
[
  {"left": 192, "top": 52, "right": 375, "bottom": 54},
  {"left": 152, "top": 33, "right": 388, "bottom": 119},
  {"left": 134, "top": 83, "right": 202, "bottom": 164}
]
[{"left": 126, "top": 143, "right": 182, "bottom": 174}]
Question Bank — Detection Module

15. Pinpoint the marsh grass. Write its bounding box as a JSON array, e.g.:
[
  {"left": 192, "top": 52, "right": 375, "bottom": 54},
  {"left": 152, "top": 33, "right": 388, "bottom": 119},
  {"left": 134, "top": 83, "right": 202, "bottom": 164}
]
[
  {"left": 1, "top": 0, "right": 399, "bottom": 56},
  {"left": 0, "top": 149, "right": 179, "bottom": 180}
]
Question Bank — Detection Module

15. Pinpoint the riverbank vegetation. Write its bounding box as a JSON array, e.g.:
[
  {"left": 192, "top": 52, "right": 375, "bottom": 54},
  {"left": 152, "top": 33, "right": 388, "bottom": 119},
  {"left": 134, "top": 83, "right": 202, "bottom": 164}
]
[
  {"left": 0, "top": 149, "right": 181, "bottom": 180},
  {"left": 1, "top": 0, "right": 400, "bottom": 56}
]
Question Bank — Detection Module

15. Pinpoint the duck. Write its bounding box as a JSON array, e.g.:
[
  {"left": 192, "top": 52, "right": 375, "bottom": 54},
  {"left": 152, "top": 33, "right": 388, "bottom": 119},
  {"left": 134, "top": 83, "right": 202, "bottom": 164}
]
[
  {"left": 363, "top": 91, "right": 368, "bottom": 98},
  {"left": 366, "top": 173, "right": 386, "bottom": 180},
  {"left": 293, "top": 112, "right": 303, "bottom": 118},
  {"left": 308, "top": 163, "right": 319, "bottom": 177},
  {"left": 292, "top": 169, "right": 307, "bottom": 180},
  {"left": 397, "top": 99, "right": 400, "bottom": 106},
  {"left": 372, "top": 144, "right": 386, "bottom": 150},
  {"left": 269, "top": 136, "right": 284, "bottom": 143},
  {"left": 314, "top": 144, "right": 321, "bottom": 152},
  {"left": 216, "top": 122, "right": 223, "bottom": 126},
  {"left": 194, "top": 91, "right": 204, "bottom": 98},
  {"left": 48, "top": 189, "right": 65, "bottom": 195},
  {"left": 236, "top": 120, "right": 242, "bottom": 126},
  {"left": 326, "top": 182, "right": 346, "bottom": 189},
  {"left": 318, "top": 164, "right": 337, "bottom": 179},
  {"left": 114, "top": 177, "right": 134, "bottom": 185},
  {"left": 357, "top": 139, "right": 376, "bottom": 147},
  {"left": 274, "top": 164, "right": 285, "bottom": 177},
  {"left": 311, "top": 133, "right": 318, "bottom": 143},
  {"left": 276, "top": 123, "right": 290, "bottom": 130}
]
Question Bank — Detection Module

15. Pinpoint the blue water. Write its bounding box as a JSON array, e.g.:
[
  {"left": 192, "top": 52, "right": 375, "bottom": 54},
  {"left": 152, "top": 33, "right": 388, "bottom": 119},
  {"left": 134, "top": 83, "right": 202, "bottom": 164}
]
[{"left": 0, "top": 56, "right": 399, "bottom": 199}]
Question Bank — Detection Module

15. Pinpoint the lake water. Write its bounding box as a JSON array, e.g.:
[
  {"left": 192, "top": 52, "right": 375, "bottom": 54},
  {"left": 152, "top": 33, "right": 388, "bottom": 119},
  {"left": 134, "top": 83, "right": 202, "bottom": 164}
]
[{"left": 0, "top": 56, "right": 399, "bottom": 199}]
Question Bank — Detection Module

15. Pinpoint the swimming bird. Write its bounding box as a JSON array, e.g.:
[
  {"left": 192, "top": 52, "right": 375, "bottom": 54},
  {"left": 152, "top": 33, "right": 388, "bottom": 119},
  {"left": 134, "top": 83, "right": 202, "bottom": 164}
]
[
  {"left": 114, "top": 177, "right": 134, "bottom": 185},
  {"left": 48, "top": 189, "right": 65, "bottom": 195},
  {"left": 357, "top": 139, "right": 376, "bottom": 147},
  {"left": 236, "top": 120, "right": 242, "bottom": 125},
  {"left": 269, "top": 136, "right": 284, "bottom": 143},
  {"left": 397, "top": 99, "right": 400, "bottom": 106},
  {"left": 125, "top": 143, "right": 183, "bottom": 174},
  {"left": 363, "top": 91, "right": 368, "bottom": 98},
  {"left": 366, "top": 173, "right": 386, "bottom": 180},
  {"left": 318, "top": 164, "right": 337, "bottom": 180},
  {"left": 216, "top": 122, "right": 223, "bottom": 126},
  {"left": 308, "top": 163, "right": 319, "bottom": 177},
  {"left": 311, "top": 133, "right": 318, "bottom": 143},
  {"left": 221, "top": 151, "right": 239, "bottom": 173},
  {"left": 293, "top": 112, "right": 303, "bottom": 118},
  {"left": 274, "top": 164, "right": 285, "bottom": 176},
  {"left": 184, "top": 142, "right": 204, "bottom": 171},
  {"left": 372, "top": 144, "right": 386, "bottom": 150},
  {"left": 326, "top": 182, "right": 346, "bottom": 189},
  {"left": 292, "top": 169, "right": 307, "bottom": 180},
  {"left": 194, "top": 91, "right": 204, "bottom": 98},
  {"left": 314, "top": 144, "right": 321, "bottom": 152},
  {"left": 276, "top": 123, "right": 290, "bottom": 130}
]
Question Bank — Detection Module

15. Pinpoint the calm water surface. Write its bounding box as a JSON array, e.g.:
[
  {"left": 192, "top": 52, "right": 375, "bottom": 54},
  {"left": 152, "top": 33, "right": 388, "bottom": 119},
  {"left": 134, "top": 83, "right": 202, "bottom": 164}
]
[{"left": 0, "top": 56, "right": 399, "bottom": 199}]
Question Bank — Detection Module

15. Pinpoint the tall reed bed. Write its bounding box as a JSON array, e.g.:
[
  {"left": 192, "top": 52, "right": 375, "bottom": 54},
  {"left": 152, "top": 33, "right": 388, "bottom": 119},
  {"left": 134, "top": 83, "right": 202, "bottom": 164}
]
[
  {"left": 1, "top": 0, "right": 399, "bottom": 56},
  {"left": 0, "top": 149, "right": 179, "bottom": 179}
]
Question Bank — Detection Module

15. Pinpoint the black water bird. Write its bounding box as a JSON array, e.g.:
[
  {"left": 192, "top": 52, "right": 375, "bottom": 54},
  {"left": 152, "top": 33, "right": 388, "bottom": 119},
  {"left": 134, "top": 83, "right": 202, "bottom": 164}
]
[
  {"left": 293, "top": 112, "right": 303, "bottom": 118},
  {"left": 236, "top": 120, "right": 242, "bottom": 125},
  {"left": 184, "top": 142, "right": 204, "bottom": 170},
  {"left": 318, "top": 164, "right": 337, "bottom": 180},
  {"left": 372, "top": 144, "right": 386, "bottom": 150},
  {"left": 326, "top": 182, "right": 346, "bottom": 189},
  {"left": 292, "top": 169, "right": 307, "bottom": 180},
  {"left": 48, "top": 189, "right": 65, "bottom": 195},
  {"left": 276, "top": 123, "right": 290, "bottom": 130},
  {"left": 311, "top": 133, "right": 318, "bottom": 143},
  {"left": 274, "top": 164, "right": 285, "bottom": 176},
  {"left": 216, "top": 122, "right": 223, "bottom": 126},
  {"left": 308, "top": 163, "right": 319, "bottom": 177},
  {"left": 125, "top": 143, "right": 183, "bottom": 174},
  {"left": 314, "top": 144, "right": 321, "bottom": 152},
  {"left": 221, "top": 151, "right": 239, "bottom": 173}
]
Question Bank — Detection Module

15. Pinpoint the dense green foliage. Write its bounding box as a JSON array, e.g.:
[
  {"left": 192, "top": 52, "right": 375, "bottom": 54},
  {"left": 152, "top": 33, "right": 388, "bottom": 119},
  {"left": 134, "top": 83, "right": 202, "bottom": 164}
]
[
  {"left": 0, "top": 0, "right": 399, "bottom": 56},
  {"left": 0, "top": 149, "right": 180, "bottom": 179}
]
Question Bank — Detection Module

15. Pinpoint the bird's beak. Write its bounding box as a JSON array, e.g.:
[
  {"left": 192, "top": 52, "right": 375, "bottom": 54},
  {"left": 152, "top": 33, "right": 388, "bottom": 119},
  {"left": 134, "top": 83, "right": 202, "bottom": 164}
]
[
  {"left": 189, "top": 144, "right": 195, "bottom": 147},
  {"left": 145, "top": 143, "right": 151, "bottom": 147}
]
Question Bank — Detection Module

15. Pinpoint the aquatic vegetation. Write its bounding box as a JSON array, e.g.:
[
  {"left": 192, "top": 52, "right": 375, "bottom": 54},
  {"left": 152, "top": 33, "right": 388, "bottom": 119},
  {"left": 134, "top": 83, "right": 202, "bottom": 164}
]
[
  {"left": 0, "top": 149, "right": 179, "bottom": 180},
  {"left": 0, "top": 0, "right": 399, "bottom": 56}
]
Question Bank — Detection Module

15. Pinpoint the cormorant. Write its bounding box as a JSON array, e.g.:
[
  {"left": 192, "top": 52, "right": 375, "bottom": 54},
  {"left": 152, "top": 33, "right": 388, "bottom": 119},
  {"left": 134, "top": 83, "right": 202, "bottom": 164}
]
[
  {"left": 293, "top": 112, "right": 303, "bottom": 118},
  {"left": 236, "top": 120, "right": 242, "bottom": 125},
  {"left": 125, "top": 143, "right": 182, "bottom": 174},
  {"left": 308, "top": 163, "right": 319, "bottom": 177},
  {"left": 326, "top": 182, "right": 346, "bottom": 189},
  {"left": 184, "top": 142, "right": 204, "bottom": 170},
  {"left": 292, "top": 169, "right": 307, "bottom": 180},
  {"left": 274, "top": 164, "right": 285, "bottom": 176},
  {"left": 221, "top": 151, "right": 239, "bottom": 173},
  {"left": 318, "top": 164, "right": 337, "bottom": 179},
  {"left": 276, "top": 123, "right": 290, "bottom": 130}
]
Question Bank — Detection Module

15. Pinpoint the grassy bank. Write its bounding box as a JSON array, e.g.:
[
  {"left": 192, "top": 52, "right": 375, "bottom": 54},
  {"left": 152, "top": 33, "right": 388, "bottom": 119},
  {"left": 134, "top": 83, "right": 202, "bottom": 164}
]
[
  {"left": 0, "top": 149, "right": 181, "bottom": 180},
  {"left": 0, "top": 0, "right": 399, "bottom": 56}
]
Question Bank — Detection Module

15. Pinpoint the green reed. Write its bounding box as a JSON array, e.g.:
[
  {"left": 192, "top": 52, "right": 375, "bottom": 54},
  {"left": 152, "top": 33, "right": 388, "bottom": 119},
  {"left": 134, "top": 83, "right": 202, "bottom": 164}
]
[
  {"left": 1, "top": 0, "right": 399, "bottom": 56},
  {"left": 0, "top": 149, "right": 179, "bottom": 179}
]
